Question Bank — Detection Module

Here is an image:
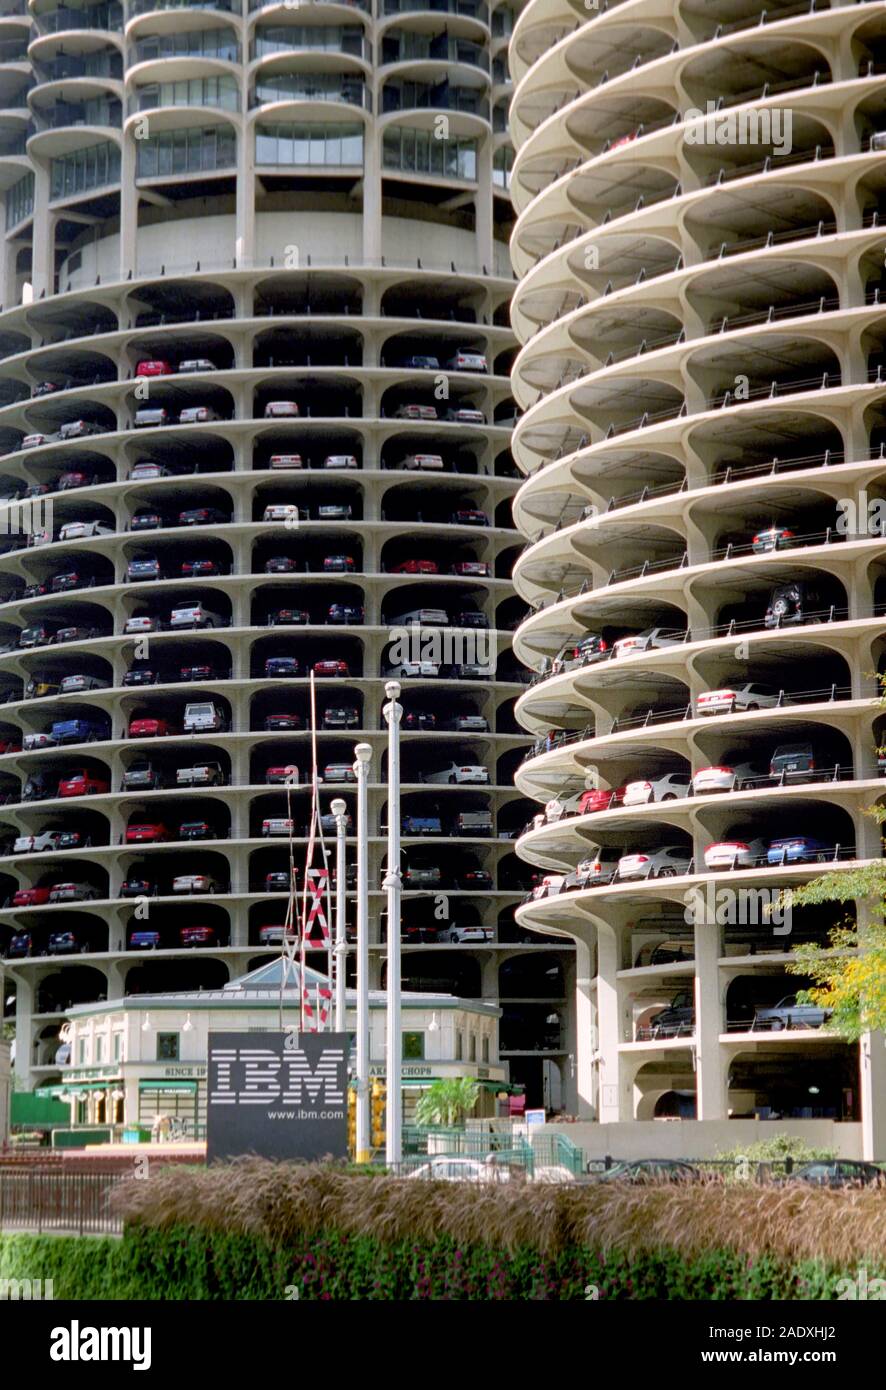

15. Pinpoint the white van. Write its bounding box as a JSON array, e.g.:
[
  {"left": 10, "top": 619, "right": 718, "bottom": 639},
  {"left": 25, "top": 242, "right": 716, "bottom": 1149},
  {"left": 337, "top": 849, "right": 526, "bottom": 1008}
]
[{"left": 183, "top": 702, "right": 226, "bottom": 732}]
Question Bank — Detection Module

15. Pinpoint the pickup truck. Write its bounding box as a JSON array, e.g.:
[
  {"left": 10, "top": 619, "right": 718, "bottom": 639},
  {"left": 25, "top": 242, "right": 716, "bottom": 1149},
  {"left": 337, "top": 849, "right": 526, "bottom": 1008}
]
[
  {"left": 455, "top": 811, "right": 493, "bottom": 835},
  {"left": 176, "top": 761, "right": 224, "bottom": 787},
  {"left": 401, "top": 815, "right": 442, "bottom": 835}
]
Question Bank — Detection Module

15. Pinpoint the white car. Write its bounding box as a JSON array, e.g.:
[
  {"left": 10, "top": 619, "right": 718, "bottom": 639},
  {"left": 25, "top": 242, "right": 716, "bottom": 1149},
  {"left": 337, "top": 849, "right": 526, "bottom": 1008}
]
[
  {"left": 405, "top": 1157, "right": 509, "bottom": 1183},
  {"left": 49, "top": 882, "right": 98, "bottom": 902},
  {"left": 263, "top": 504, "right": 300, "bottom": 522},
  {"left": 616, "top": 845, "right": 692, "bottom": 880},
  {"left": 21, "top": 433, "right": 50, "bottom": 449},
  {"left": 262, "top": 817, "right": 294, "bottom": 836},
  {"left": 123, "top": 615, "right": 161, "bottom": 633},
  {"left": 446, "top": 350, "right": 487, "bottom": 373},
  {"left": 264, "top": 401, "right": 299, "bottom": 418},
  {"left": 322, "top": 455, "right": 358, "bottom": 469},
  {"left": 531, "top": 872, "right": 567, "bottom": 899},
  {"left": 544, "top": 790, "right": 585, "bottom": 822},
  {"left": 703, "top": 837, "right": 769, "bottom": 870},
  {"left": 612, "top": 627, "right": 684, "bottom": 658},
  {"left": 444, "top": 925, "right": 493, "bottom": 943},
  {"left": 23, "top": 732, "right": 53, "bottom": 749},
  {"left": 269, "top": 454, "right": 304, "bottom": 469},
  {"left": 423, "top": 762, "right": 488, "bottom": 785},
  {"left": 59, "top": 521, "right": 114, "bottom": 540},
  {"left": 622, "top": 772, "right": 691, "bottom": 805},
  {"left": 401, "top": 453, "right": 444, "bottom": 471},
  {"left": 386, "top": 660, "right": 440, "bottom": 678},
  {"left": 130, "top": 462, "right": 169, "bottom": 479},
  {"left": 172, "top": 874, "right": 218, "bottom": 893},
  {"left": 178, "top": 359, "right": 217, "bottom": 373},
  {"left": 696, "top": 683, "right": 780, "bottom": 716},
  {"left": 692, "top": 762, "right": 764, "bottom": 794},
  {"left": 179, "top": 405, "right": 220, "bottom": 423},
  {"left": 14, "top": 831, "right": 64, "bottom": 853}
]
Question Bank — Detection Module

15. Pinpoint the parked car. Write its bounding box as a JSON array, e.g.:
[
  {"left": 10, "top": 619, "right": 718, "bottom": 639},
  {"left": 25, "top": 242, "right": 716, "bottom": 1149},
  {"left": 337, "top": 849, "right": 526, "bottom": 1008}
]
[
  {"left": 49, "top": 882, "right": 98, "bottom": 902},
  {"left": 404, "top": 711, "right": 437, "bottom": 731},
  {"left": 399, "top": 453, "right": 444, "bottom": 472},
  {"left": 401, "top": 355, "right": 439, "bottom": 370},
  {"left": 328, "top": 603, "right": 363, "bottom": 624},
  {"left": 314, "top": 659, "right": 349, "bottom": 676},
  {"left": 134, "top": 408, "right": 172, "bottom": 429},
  {"left": 779, "top": 1160, "right": 883, "bottom": 1188},
  {"left": 60, "top": 520, "right": 114, "bottom": 540},
  {"left": 180, "top": 925, "right": 217, "bottom": 947},
  {"left": 321, "top": 555, "right": 354, "bottom": 572},
  {"left": 124, "top": 666, "right": 161, "bottom": 686},
  {"left": 450, "top": 509, "right": 488, "bottom": 527},
  {"left": 129, "top": 716, "right": 176, "bottom": 738},
  {"left": 322, "top": 763, "right": 356, "bottom": 783},
  {"left": 446, "top": 350, "right": 487, "bottom": 373},
  {"left": 263, "top": 817, "right": 295, "bottom": 836},
  {"left": 451, "top": 560, "right": 489, "bottom": 577},
  {"left": 265, "top": 656, "right": 299, "bottom": 678},
  {"left": 612, "top": 627, "right": 684, "bottom": 657},
  {"left": 178, "top": 358, "right": 217, "bottom": 374},
  {"left": 703, "top": 837, "right": 769, "bottom": 869},
  {"left": 644, "top": 992, "right": 695, "bottom": 1039},
  {"left": 127, "top": 558, "right": 162, "bottom": 581},
  {"left": 423, "top": 762, "right": 488, "bottom": 785},
  {"left": 179, "top": 405, "right": 221, "bottom": 424},
  {"left": 445, "top": 924, "right": 494, "bottom": 943},
  {"left": 395, "top": 403, "right": 437, "bottom": 420},
  {"left": 59, "top": 420, "right": 102, "bottom": 441},
  {"left": 183, "top": 701, "right": 226, "bottom": 731},
  {"left": 696, "top": 683, "right": 780, "bottom": 716},
  {"left": 263, "top": 504, "right": 300, "bottom": 523},
  {"left": 402, "top": 814, "right": 442, "bottom": 835},
  {"left": 766, "top": 836, "right": 830, "bottom": 864},
  {"left": 178, "top": 820, "right": 217, "bottom": 841},
  {"left": 121, "top": 877, "right": 156, "bottom": 899},
  {"left": 265, "top": 558, "right": 298, "bottom": 575},
  {"left": 459, "top": 869, "right": 493, "bottom": 889},
  {"left": 265, "top": 765, "right": 300, "bottom": 785},
  {"left": 264, "top": 401, "right": 299, "bottom": 418},
  {"left": 123, "top": 760, "right": 164, "bottom": 791},
  {"left": 616, "top": 845, "right": 692, "bottom": 880},
  {"left": 258, "top": 924, "right": 296, "bottom": 945},
  {"left": 181, "top": 558, "right": 222, "bottom": 577},
  {"left": 765, "top": 580, "right": 828, "bottom": 628},
  {"left": 752, "top": 526, "right": 801, "bottom": 553},
  {"left": 169, "top": 603, "right": 224, "bottom": 630},
  {"left": 768, "top": 742, "right": 833, "bottom": 782},
  {"left": 124, "top": 615, "right": 164, "bottom": 634},
  {"left": 128, "top": 929, "right": 162, "bottom": 949},
  {"left": 172, "top": 872, "right": 219, "bottom": 895},
  {"left": 753, "top": 994, "right": 831, "bottom": 1030},
  {"left": 47, "top": 930, "right": 92, "bottom": 954},
  {"left": 179, "top": 507, "right": 227, "bottom": 526},
  {"left": 51, "top": 718, "right": 109, "bottom": 744},
  {"left": 390, "top": 558, "right": 439, "bottom": 574},
  {"left": 13, "top": 886, "right": 52, "bottom": 906},
  {"left": 58, "top": 769, "right": 109, "bottom": 797},
  {"left": 59, "top": 674, "right": 107, "bottom": 693},
  {"left": 125, "top": 822, "right": 169, "bottom": 843},
  {"left": 564, "top": 850, "right": 622, "bottom": 889},
  {"left": 447, "top": 713, "right": 488, "bottom": 732},
  {"left": 386, "top": 659, "right": 440, "bottom": 678},
  {"left": 322, "top": 454, "right": 358, "bottom": 470},
  {"left": 6, "top": 932, "right": 34, "bottom": 957},
  {"left": 269, "top": 453, "right": 304, "bottom": 470},
  {"left": 596, "top": 1160, "right": 700, "bottom": 1184},
  {"left": 269, "top": 608, "right": 309, "bottom": 627},
  {"left": 176, "top": 762, "right": 224, "bottom": 787},
  {"left": 322, "top": 706, "right": 359, "bottom": 728},
  {"left": 622, "top": 772, "right": 691, "bottom": 805},
  {"left": 264, "top": 712, "right": 303, "bottom": 731},
  {"left": 692, "top": 762, "right": 764, "bottom": 794},
  {"left": 446, "top": 406, "right": 485, "bottom": 423},
  {"left": 136, "top": 359, "right": 173, "bottom": 376},
  {"left": 129, "top": 511, "right": 163, "bottom": 531}
]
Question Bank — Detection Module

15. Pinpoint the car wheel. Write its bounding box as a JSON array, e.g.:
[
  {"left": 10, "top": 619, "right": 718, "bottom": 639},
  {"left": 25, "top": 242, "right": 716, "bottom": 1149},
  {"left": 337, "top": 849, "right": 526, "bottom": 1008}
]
[
  {"left": 770, "top": 1017, "right": 785, "bottom": 1031},
  {"left": 661, "top": 793, "right": 677, "bottom": 801},
  {"left": 657, "top": 867, "right": 678, "bottom": 877},
  {"left": 449, "top": 774, "right": 457, "bottom": 784},
  {"left": 746, "top": 703, "right": 759, "bottom": 711}
]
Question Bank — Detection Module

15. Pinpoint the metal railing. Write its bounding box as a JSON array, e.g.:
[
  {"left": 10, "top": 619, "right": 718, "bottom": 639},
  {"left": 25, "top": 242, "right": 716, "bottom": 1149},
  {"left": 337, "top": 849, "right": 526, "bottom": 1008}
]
[{"left": 0, "top": 1167, "right": 124, "bottom": 1234}]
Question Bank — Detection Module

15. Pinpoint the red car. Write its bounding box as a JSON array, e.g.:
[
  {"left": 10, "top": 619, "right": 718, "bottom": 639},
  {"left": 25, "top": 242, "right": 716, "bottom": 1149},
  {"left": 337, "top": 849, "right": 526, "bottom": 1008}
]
[
  {"left": 313, "top": 659, "right": 349, "bottom": 677},
  {"left": 180, "top": 925, "right": 216, "bottom": 947},
  {"left": 264, "top": 713, "right": 303, "bottom": 731},
  {"left": 125, "top": 822, "right": 169, "bottom": 843},
  {"left": 322, "top": 555, "right": 355, "bottom": 572},
  {"left": 136, "top": 359, "right": 173, "bottom": 376},
  {"left": 0, "top": 737, "right": 21, "bottom": 754},
  {"left": 58, "top": 770, "right": 110, "bottom": 798},
  {"left": 180, "top": 559, "right": 221, "bottom": 577},
  {"left": 578, "top": 787, "right": 625, "bottom": 814},
  {"left": 391, "top": 559, "right": 439, "bottom": 574},
  {"left": 129, "top": 717, "right": 176, "bottom": 738},
  {"left": 13, "top": 885, "right": 52, "bottom": 906}
]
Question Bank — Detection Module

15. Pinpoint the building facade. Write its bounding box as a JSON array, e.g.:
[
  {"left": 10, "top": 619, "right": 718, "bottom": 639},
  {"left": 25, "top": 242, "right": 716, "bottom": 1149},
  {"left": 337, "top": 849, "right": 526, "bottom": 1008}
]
[
  {"left": 0, "top": 0, "right": 577, "bottom": 1115},
  {"left": 52, "top": 957, "right": 506, "bottom": 1137},
  {"left": 508, "top": 0, "right": 886, "bottom": 1156}
]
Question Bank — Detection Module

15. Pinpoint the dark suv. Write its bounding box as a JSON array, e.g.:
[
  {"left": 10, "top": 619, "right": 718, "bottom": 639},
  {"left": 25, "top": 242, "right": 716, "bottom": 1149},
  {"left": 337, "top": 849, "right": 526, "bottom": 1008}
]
[
  {"left": 642, "top": 991, "right": 695, "bottom": 1039},
  {"left": 764, "top": 581, "right": 828, "bottom": 628}
]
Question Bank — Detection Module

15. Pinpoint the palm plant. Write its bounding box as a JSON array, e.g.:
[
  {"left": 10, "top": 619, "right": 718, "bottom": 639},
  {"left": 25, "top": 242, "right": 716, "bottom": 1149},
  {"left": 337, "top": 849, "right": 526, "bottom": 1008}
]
[{"left": 414, "top": 1077, "right": 480, "bottom": 1128}]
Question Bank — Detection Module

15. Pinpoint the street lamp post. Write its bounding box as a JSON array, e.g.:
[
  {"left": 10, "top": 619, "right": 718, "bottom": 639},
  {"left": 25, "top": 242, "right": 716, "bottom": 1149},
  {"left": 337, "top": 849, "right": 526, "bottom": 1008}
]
[
  {"left": 330, "top": 796, "right": 348, "bottom": 1035},
  {"left": 383, "top": 680, "right": 403, "bottom": 1167},
  {"left": 353, "top": 742, "right": 372, "bottom": 1162}
]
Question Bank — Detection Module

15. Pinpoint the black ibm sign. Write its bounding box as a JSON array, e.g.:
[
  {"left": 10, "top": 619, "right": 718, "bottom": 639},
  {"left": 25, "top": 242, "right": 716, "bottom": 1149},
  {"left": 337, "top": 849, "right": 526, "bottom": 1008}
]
[{"left": 206, "top": 1032, "right": 349, "bottom": 1163}]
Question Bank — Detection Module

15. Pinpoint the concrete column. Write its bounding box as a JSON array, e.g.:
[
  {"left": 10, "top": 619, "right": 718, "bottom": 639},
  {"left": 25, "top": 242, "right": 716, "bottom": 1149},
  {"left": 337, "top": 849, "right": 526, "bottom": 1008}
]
[
  {"left": 596, "top": 920, "right": 624, "bottom": 1121},
  {"left": 573, "top": 934, "right": 595, "bottom": 1118},
  {"left": 476, "top": 136, "right": 494, "bottom": 274},
  {"left": 30, "top": 164, "right": 54, "bottom": 300},
  {"left": 119, "top": 135, "right": 137, "bottom": 281},
  {"left": 693, "top": 907, "right": 726, "bottom": 1119}
]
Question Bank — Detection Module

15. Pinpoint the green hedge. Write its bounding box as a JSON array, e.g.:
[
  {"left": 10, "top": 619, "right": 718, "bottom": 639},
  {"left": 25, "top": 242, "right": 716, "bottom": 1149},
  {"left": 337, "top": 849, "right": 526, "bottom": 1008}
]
[{"left": 0, "top": 1228, "right": 875, "bottom": 1300}]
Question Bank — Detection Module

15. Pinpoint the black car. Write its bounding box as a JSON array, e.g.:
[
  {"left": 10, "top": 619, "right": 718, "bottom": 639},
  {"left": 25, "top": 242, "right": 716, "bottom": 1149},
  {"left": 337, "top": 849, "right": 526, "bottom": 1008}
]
[
  {"left": 263, "top": 872, "right": 292, "bottom": 892},
  {"left": 130, "top": 512, "right": 163, "bottom": 531},
  {"left": 764, "top": 581, "right": 828, "bottom": 629},
  {"left": 403, "top": 711, "right": 437, "bottom": 730},
  {"left": 123, "top": 667, "right": 161, "bottom": 686},
  {"left": 179, "top": 664, "right": 226, "bottom": 681},
  {"left": 641, "top": 991, "right": 695, "bottom": 1039},
  {"left": 596, "top": 1160, "right": 701, "bottom": 1184},
  {"left": 178, "top": 821, "right": 216, "bottom": 841},
  {"left": 328, "top": 604, "right": 364, "bottom": 624},
  {"left": 322, "top": 706, "right": 359, "bottom": 728},
  {"left": 47, "top": 931, "right": 90, "bottom": 956},
  {"left": 781, "top": 1160, "right": 884, "bottom": 1188},
  {"left": 120, "top": 877, "right": 156, "bottom": 898}
]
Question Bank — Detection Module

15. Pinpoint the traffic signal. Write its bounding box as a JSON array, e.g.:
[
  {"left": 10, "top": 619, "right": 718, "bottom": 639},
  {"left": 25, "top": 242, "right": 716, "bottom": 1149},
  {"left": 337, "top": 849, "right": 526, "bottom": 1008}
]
[
  {"left": 347, "top": 1085, "right": 356, "bottom": 1154},
  {"left": 371, "top": 1079, "right": 386, "bottom": 1150}
]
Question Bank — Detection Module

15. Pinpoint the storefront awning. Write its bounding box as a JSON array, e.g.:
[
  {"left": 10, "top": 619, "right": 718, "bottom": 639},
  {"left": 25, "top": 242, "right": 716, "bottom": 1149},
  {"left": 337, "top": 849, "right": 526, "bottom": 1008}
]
[
  {"left": 37, "top": 1082, "right": 117, "bottom": 1098},
  {"left": 138, "top": 1080, "right": 197, "bottom": 1092}
]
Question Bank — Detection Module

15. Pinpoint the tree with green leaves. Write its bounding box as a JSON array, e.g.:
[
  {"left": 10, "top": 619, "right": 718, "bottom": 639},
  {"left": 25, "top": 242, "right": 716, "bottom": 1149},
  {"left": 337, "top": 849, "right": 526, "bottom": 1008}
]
[
  {"left": 785, "top": 782, "right": 886, "bottom": 1041},
  {"left": 414, "top": 1077, "right": 481, "bottom": 1128}
]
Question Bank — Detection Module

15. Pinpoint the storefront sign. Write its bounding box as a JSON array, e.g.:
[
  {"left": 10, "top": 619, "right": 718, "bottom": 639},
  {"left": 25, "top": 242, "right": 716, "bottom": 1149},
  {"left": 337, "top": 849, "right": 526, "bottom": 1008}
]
[{"left": 206, "top": 1031, "right": 349, "bottom": 1163}]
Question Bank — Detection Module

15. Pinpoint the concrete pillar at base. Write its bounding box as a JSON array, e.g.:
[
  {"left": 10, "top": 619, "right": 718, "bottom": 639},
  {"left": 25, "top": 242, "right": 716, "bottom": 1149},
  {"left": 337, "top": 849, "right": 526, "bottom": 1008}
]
[
  {"left": 860, "top": 1033, "right": 886, "bottom": 1160},
  {"left": 694, "top": 913, "right": 726, "bottom": 1120},
  {"left": 596, "top": 922, "right": 625, "bottom": 1121},
  {"left": 573, "top": 935, "right": 595, "bottom": 1118}
]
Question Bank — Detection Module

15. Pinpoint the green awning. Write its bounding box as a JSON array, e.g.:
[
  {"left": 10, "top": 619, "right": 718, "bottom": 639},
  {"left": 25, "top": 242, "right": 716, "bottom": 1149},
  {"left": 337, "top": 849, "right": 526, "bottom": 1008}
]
[
  {"left": 38, "top": 1082, "right": 114, "bottom": 1097},
  {"left": 138, "top": 1080, "right": 197, "bottom": 1092}
]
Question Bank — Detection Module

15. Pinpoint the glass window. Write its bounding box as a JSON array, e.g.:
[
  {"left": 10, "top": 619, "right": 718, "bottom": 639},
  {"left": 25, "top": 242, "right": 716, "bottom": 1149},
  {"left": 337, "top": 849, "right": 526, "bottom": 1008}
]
[
  {"left": 455, "top": 1031, "right": 463, "bottom": 1061},
  {"left": 77, "top": 1037, "right": 87, "bottom": 1065},
  {"left": 403, "top": 1032, "right": 424, "bottom": 1060},
  {"left": 113, "top": 1033, "right": 123, "bottom": 1062},
  {"left": 469, "top": 1035, "right": 476, "bottom": 1062},
  {"left": 95, "top": 1035, "right": 105, "bottom": 1063},
  {"left": 156, "top": 1033, "right": 179, "bottom": 1062},
  {"left": 482, "top": 1036, "right": 489, "bottom": 1062}
]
